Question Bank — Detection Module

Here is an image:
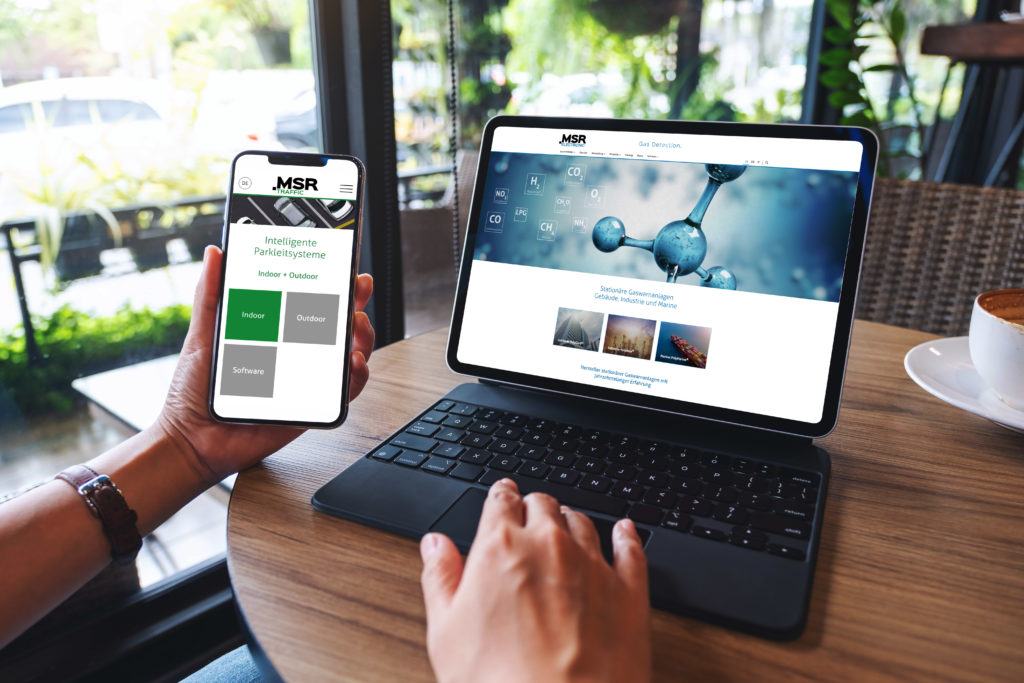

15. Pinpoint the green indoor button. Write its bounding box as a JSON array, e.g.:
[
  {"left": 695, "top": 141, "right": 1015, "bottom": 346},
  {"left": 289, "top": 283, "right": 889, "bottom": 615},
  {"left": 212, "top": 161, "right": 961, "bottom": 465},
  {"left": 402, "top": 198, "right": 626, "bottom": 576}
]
[{"left": 225, "top": 288, "right": 282, "bottom": 342}]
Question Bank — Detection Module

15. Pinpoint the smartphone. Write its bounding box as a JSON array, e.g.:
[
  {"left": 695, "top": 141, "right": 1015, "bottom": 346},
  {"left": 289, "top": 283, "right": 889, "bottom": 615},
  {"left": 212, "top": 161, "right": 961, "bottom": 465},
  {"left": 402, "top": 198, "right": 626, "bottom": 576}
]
[{"left": 209, "top": 150, "right": 364, "bottom": 427}]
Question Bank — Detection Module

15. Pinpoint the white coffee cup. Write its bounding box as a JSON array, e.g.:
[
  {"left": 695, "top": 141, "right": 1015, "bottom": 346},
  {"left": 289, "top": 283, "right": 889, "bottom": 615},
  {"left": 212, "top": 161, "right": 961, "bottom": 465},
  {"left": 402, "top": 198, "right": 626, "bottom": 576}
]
[{"left": 968, "top": 288, "right": 1024, "bottom": 410}]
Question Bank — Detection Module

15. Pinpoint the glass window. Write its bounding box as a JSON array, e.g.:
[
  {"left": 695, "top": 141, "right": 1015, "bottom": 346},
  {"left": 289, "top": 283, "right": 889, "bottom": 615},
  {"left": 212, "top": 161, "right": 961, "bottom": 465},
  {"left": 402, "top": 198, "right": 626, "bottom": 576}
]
[
  {"left": 96, "top": 99, "right": 160, "bottom": 123},
  {"left": 0, "top": 103, "right": 32, "bottom": 133},
  {"left": 0, "top": 0, "right": 318, "bottom": 591},
  {"left": 42, "top": 99, "right": 94, "bottom": 127}
]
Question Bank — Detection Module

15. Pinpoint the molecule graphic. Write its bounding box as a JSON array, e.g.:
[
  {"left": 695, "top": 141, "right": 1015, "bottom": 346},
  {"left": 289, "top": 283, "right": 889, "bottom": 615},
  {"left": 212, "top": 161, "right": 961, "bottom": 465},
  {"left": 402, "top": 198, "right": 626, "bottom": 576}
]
[{"left": 591, "top": 163, "right": 747, "bottom": 289}]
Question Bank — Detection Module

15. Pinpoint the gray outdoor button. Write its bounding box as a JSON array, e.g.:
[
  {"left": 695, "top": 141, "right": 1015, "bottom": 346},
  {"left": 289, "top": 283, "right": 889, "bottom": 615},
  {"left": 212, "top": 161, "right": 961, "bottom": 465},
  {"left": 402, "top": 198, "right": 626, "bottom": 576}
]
[
  {"left": 283, "top": 292, "right": 340, "bottom": 345},
  {"left": 220, "top": 344, "right": 277, "bottom": 398}
]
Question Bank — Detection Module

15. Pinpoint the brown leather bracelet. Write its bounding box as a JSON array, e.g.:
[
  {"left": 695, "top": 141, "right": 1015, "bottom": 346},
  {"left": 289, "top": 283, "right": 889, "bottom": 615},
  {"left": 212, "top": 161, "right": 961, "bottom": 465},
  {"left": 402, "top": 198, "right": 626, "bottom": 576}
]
[{"left": 56, "top": 465, "right": 142, "bottom": 565}]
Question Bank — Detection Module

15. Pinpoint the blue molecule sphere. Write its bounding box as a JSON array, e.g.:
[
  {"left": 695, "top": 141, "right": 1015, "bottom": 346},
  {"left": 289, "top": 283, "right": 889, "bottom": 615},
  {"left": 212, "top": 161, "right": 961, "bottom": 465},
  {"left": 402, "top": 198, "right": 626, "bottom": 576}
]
[
  {"left": 652, "top": 220, "right": 707, "bottom": 276},
  {"left": 700, "top": 265, "right": 737, "bottom": 290},
  {"left": 705, "top": 164, "right": 747, "bottom": 184},
  {"left": 592, "top": 216, "right": 626, "bottom": 252}
]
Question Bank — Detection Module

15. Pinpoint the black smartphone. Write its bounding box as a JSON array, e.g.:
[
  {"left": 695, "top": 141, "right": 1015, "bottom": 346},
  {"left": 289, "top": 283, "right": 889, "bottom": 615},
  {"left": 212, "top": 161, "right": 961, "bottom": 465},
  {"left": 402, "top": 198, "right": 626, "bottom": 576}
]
[{"left": 208, "top": 150, "right": 364, "bottom": 427}]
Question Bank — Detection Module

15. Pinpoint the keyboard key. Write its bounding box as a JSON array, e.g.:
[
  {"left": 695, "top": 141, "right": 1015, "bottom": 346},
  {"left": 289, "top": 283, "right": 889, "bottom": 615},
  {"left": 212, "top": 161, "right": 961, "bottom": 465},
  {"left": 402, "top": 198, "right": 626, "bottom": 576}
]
[
  {"left": 668, "top": 446, "right": 700, "bottom": 462},
  {"left": 518, "top": 445, "right": 548, "bottom": 461},
  {"left": 780, "top": 468, "right": 820, "bottom": 488},
  {"left": 370, "top": 445, "right": 401, "bottom": 462},
  {"left": 636, "top": 471, "right": 669, "bottom": 488},
  {"left": 797, "top": 487, "right": 817, "bottom": 505},
  {"left": 661, "top": 510, "right": 692, "bottom": 532},
  {"left": 449, "top": 463, "right": 484, "bottom": 481},
  {"left": 680, "top": 496, "right": 712, "bottom": 517},
  {"left": 394, "top": 450, "right": 428, "bottom": 467},
  {"left": 405, "top": 421, "right": 438, "bottom": 438},
  {"left": 670, "top": 462, "right": 702, "bottom": 478},
  {"left": 581, "top": 429, "right": 611, "bottom": 443},
  {"left": 555, "top": 425, "right": 581, "bottom": 439},
  {"left": 551, "top": 438, "right": 580, "bottom": 452},
  {"left": 692, "top": 526, "right": 728, "bottom": 541},
  {"left": 502, "top": 413, "right": 528, "bottom": 426},
  {"left": 547, "top": 467, "right": 580, "bottom": 486},
  {"left": 639, "top": 441, "right": 667, "bottom": 457},
  {"left": 608, "top": 465, "right": 638, "bottom": 481},
  {"left": 461, "top": 433, "right": 492, "bottom": 449},
  {"left": 608, "top": 450, "right": 638, "bottom": 465},
  {"left": 751, "top": 513, "right": 811, "bottom": 540},
  {"left": 738, "top": 491, "right": 773, "bottom": 511},
  {"left": 670, "top": 477, "right": 704, "bottom": 495},
  {"left": 771, "top": 481, "right": 802, "bottom": 499},
  {"left": 628, "top": 504, "right": 664, "bottom": 526},
  {"left": 523, "top": 432, "right": 551, "bottom": 446},
  {"left": 738, "top": 475, "right": 773, "bottom": 494},
  {"left": 391, "top": 433, "right": 438, "bottom": 452},
  {"left": 518, "top": 462, "right": 550, "bottom": 478},
  {"left": 528, "top": 419, "right": 555, "bottom": 432},
  {"left": 579, "top": 444, "right": 610, "bottom": 459},
  {"left": 468, "top": 420, "right": 499, "bottom": 434},
  {"left": 754, "top": 463, "right": 777, "bottom": 477},
  {"left": 701, "top": 453, "right": 731, "bottom": 468},
  {"left": 580, "top": 475, "right": 612, "bottom": 493},
  {"left": 576, "top": 457, "right": 605, "bottom": 474},
  {"left": 767, "top": 543, "right": 806, "bottom": 560},
  {"left": 637, "top": 455, "right": 669, "bottom": 472},
  {"left": 642, "top": 489, "right": 677, "bottom": 509},
  {"left": 611, "top": 482, "right": 644, "bottom": 501},
  {"left": 707, "top": 485, "right": 738, "bottom": 503},
  {"left": 488, "top": 439, "right": 521, "bottom": 454},
  {"left": 449, "top": 403, "right": 478, "bottom": 416},
  {"left": 611, "top": 434, "right": 638, "bottom": 449},
  {"left": 731, "top": 526, "right": 768, "bottom": 545},
  {"left": 713, "top": 504, "right": 749, "bottom": 525},
  {"left": 730, "top": 534, "right": 766, "bottom": 550},
  {"left": 477, "top": 471, "right": 627, "bottom": 517},
  {"left": 479, "top": 409, "right": 504, "bottom": 421},
  {"left": 545, "top": 451, "right": 576, "bottom": 467},
  {"left": 442, "top": 414, "right": 473, "bottom": 428},
  {"left": 460, "top": 448, "right": 492, "bottom": 465},
  {"left": 496, "top": 426, "right": 523, "bottom": 440},
  {"left": 433, "top": 443, "right": 465, "bottom": 459},
  {"left": 731, "top": 458, "right": 754, "bottom": 473},
  {"left": 772, "top": 500, "right": 813, "bottom": 520},
  {"left": 422, "top": 456, "right": 456, "bottom": 474},
  {"left": 419, "top": 411, "right": 447, "bottom": 424},
  {"left": 701, "top": 468, "right": 734, "bottom": 486},
  {"left": 491, "top": 455, "right": 521, "bottom": 472},
  {"left": 434, "top": 400, "right": 455, "bottom": 412},
  {"left": 435, "top": 428, "right": 465, "bottom": 442}
]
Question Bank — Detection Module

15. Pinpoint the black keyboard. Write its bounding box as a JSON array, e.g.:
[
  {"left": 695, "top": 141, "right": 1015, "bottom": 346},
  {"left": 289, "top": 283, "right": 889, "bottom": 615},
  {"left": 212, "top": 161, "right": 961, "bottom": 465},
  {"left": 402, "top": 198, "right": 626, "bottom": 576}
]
[{"left": 367, "top": 399, "right": 820, "bottom": 561}]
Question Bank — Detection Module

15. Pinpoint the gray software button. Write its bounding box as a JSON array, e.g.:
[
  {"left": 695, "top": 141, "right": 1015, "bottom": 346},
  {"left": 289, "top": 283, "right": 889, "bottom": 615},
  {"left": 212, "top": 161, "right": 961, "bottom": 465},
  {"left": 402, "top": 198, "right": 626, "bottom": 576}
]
[
  {"left": 220, "top": 344, "right": 277, "bottom": 397},
  {"left": 283, "top": 292, "right": 340, "bottom": 345}
]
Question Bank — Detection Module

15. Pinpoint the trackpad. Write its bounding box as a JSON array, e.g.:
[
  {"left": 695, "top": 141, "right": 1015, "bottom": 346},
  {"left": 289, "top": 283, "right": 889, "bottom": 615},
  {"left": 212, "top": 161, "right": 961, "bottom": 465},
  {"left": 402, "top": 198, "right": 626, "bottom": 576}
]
[
  {"left": 430, "top": 488, "right": 488, "bottom": 551},
  {"left": 429, "top": 488, "right": 651, "bottom": 564}
]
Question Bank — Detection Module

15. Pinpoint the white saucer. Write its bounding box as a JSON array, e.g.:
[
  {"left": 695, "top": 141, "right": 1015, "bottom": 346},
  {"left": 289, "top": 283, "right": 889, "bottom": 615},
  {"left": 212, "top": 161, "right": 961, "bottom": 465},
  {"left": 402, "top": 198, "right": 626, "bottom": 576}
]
[{"left": 904, "top": 336, "right": 1024, "bottom": 434}]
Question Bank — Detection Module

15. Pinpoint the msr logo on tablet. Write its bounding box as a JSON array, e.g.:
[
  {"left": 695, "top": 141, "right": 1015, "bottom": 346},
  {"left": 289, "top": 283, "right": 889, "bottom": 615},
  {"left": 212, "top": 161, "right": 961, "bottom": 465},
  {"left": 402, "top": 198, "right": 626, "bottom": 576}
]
[{"left": 273, "top": 176, "right": 319, "bottom": 192}]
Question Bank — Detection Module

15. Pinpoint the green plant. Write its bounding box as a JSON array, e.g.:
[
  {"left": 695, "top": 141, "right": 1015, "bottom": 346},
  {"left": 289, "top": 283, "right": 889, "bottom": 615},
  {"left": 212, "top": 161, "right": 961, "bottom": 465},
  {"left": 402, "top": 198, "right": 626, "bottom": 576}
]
[
  {"left": 819, "top": 0, "right": 930, "bottom": 177},
  {"left": 0, "top": 304, "right": 191, "bottom": 419}
]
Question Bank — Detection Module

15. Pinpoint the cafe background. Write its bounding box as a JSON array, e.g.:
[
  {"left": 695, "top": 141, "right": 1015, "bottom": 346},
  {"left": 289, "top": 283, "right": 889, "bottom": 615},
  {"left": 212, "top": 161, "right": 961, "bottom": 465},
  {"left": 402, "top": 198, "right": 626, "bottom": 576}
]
[{"left": 0, "top": 0, "right": 1020, "bottom": 678}]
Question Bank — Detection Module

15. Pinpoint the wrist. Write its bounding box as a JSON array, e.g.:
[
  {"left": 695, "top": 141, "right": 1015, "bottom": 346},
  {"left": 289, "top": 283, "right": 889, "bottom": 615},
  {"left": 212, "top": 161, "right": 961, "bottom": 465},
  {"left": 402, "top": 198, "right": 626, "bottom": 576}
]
[{"left": 154, "top": 413, "right": 220, "bottom": 488}]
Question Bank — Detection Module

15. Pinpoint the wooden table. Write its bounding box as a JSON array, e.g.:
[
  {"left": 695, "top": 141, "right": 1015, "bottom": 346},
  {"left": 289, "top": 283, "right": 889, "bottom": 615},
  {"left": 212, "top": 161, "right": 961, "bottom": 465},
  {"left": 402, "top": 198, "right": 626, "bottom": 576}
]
[{"left": 226, "top": 321, "right": 1024, "bottom": 681}]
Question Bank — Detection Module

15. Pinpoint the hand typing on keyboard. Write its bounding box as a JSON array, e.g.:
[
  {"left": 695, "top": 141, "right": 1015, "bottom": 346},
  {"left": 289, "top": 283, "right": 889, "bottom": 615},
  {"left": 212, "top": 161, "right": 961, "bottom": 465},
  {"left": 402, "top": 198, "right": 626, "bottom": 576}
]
[{"left": 419, "top": 478, "right": 651, "bottom": 683}]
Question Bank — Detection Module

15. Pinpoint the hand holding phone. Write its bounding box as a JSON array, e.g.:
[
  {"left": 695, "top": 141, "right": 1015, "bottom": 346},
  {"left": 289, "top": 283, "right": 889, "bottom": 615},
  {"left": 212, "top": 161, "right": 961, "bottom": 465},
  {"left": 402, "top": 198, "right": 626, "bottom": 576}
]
[{"left": 209, "top": 151, "right": 365, "bottom": 427}]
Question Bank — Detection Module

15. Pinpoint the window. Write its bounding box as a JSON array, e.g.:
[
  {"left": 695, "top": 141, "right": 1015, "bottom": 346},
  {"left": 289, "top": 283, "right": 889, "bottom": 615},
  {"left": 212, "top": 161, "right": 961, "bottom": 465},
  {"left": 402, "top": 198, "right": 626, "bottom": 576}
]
[
  {"left": 42, "top": 99, "right": 94, "bottom": 127},
  {"left": 0, "top": 103, "right": 31, "bottom": 133},
  {"left": 96, "top": 99, "right": 160, "bottom": 123}
]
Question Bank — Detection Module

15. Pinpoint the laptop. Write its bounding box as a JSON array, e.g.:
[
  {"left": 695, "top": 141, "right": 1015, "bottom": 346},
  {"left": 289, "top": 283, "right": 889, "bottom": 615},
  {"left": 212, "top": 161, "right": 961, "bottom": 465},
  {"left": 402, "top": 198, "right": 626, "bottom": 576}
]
[{"left": 313, "top": 115, "right": 877, "bottom": 640}]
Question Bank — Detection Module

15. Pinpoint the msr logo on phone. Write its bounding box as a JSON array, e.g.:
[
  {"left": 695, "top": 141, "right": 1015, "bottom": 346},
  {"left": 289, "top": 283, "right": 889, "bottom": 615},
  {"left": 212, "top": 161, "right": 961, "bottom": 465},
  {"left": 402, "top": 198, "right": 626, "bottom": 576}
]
[{"left": 274, "top": 177, "right": 319, "bottom": 191}]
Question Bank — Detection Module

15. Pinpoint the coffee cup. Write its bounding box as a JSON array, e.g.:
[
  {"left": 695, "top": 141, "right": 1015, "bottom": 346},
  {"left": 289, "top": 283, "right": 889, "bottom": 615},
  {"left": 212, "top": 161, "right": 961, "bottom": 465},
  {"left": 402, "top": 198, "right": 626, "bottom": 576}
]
[{"left": 968, "top": 288, "right": 1024, "bottom": 410}]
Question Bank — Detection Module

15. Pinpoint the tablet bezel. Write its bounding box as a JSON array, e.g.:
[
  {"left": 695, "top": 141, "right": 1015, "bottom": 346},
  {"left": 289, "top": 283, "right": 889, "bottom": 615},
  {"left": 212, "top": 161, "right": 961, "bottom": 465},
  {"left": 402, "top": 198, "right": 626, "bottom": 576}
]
[{"left": 446, "top": 115, "right": 878, "bottom": 439}]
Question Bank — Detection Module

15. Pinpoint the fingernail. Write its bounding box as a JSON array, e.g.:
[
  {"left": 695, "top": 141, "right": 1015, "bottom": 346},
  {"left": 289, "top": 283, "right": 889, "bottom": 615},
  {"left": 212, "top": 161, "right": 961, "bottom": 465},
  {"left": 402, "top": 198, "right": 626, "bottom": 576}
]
[
  {"left": 560, "top": 505, "right": 571, "bottom": 514},
  {"left": 420, "top": 533, "right": 441, "bottom": 561},
  {"left": 616, "top": 518, "right": 636, "bottom": 536},
  {"left": 202, "top": 245, "right": 212, "bottom": 264}
]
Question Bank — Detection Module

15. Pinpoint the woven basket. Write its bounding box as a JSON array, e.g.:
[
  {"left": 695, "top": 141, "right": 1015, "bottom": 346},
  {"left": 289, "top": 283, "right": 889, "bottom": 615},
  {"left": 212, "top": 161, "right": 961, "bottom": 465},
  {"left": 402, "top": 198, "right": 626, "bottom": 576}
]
[{"left": 856, "top": 178, "right": 1024, "bottom": 337}]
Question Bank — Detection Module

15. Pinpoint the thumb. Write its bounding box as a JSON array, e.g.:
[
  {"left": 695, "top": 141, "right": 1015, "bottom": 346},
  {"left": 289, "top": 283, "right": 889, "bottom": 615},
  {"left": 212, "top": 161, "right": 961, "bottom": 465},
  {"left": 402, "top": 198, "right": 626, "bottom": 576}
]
[{"left": 419, "top": 533, "right": 464, "bottom": 619}]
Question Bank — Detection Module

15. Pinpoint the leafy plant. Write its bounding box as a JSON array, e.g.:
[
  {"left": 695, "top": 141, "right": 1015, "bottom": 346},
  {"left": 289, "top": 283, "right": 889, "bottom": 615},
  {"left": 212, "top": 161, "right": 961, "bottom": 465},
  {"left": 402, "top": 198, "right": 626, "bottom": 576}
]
[
  {"left": 819, "top": 0, "right": 929, "bottom": 177},
  {"left": 0, "top": 304, "right": 191, "bottom": 419}
]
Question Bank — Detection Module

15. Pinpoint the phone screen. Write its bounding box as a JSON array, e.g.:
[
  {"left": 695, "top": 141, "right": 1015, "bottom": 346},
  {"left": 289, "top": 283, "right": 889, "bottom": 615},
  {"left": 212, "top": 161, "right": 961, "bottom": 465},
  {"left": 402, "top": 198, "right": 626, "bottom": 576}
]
[{"left": 210, "top": 152, "right": 362, "bottom": 426}]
